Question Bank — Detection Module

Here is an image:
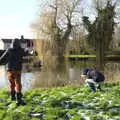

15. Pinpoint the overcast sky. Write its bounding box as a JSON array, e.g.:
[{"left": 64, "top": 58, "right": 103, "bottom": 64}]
[
  {"left": 0, "top": 0, "right": 118, "bottom": 39},
  {"left": 0, "top": 0, "right": 94, "bottom": 39},
  {"left": 0, "top": 0, "right": 38, "bottom": 39}
]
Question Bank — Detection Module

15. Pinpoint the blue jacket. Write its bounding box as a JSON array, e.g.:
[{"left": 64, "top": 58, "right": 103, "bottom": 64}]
[{"left": 84, "top": 69, "right": 105, "bottom": 82}]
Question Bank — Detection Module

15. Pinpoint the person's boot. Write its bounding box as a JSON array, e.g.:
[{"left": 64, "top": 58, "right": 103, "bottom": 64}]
[
  {"left": 97, "top": 84, "right": 103, "bottom": 91},
  {"left": 16, "top": 92, "right": 26, "bottom": 106},
  {"left": 11, "top": 91, "right": 16, "bottom": 101},
  {"left": 88, "top": 82, "right": 96, "bottom": 92}
]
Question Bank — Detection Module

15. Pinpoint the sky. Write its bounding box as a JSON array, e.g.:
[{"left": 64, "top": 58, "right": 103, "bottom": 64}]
[
  {"left": 0, "top": 0, "right": 38, "bottom": 39},
  {"left": 0, "top": 0, "right": 93, "bottom": 39},
  {"left": 0, "top": 0, "right": 118, "bottom": 39}
]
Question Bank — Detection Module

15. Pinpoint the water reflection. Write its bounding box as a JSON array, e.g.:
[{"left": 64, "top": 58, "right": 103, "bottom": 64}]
[
  {"left": 0, "top": 66, "right": 8, "bottom": 89},
  {"left": 69, "top": 67, "right": 82, "bottom": 84},
  {"left": 104, "top": 62, "right": 120, "bottom": 82},
  {"left": 21, "top": 72, "right": 34, "bottom": 91},
  {"left": 32, "top": 70, "right": 68, "bottom": 88},
  {"left": 0, "top": 61, "right": 120, "bottom": 90},
  {"left": 0, "top": 65, "right": 34, "bottom": 91}
]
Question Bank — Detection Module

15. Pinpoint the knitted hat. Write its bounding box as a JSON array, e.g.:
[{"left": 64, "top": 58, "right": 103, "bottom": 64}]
[
  {"left": 83, "top": 68, "right": 90, "bottom": 75},
  {"left": 11, "top": 38, "right": 21, "bottom": 49}
]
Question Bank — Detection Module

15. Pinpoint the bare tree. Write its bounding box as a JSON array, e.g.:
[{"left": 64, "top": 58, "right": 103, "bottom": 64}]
[
  {"left": 32, "top": 0, "right": 83, "bottom": 74},
  {"left": 33, "top": 0, "right": 82, "bottom": 58}
]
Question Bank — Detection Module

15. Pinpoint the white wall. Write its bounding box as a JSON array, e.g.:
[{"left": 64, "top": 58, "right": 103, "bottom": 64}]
[
  {"left": 0, "top": 39, "right": 4, "bottom": 50},
  {"left": 4, "top": 43, "right": 11, "bottom": 49}
]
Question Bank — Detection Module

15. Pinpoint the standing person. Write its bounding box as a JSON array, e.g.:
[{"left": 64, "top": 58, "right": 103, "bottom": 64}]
[
  {"left": 0, "top": 38, "right": 26, "bottom": 105},
  {"left": 81, "top": 68, "right": 105, "bottom": 92}
]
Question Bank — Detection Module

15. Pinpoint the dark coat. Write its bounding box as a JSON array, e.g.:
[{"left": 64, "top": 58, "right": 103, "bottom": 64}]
[
  {"left": 0, "top": 39, "right": 27, "bottom": 71},
  {"left": 84, "top": 68, "right": 105, "bottom": 82}
]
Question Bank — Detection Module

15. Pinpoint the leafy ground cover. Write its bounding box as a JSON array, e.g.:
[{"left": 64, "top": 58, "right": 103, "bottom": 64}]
[{"left": 1, "top": 82, "right": 120, "bottom": 120}]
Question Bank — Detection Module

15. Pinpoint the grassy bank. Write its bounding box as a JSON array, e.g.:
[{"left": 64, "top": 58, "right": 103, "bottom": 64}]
[
  {"left": 65, "top": 54, "right": 120, "bottom": 60},
  {"left": 1, "top": 82, "right": 120, "bottom": 120}
]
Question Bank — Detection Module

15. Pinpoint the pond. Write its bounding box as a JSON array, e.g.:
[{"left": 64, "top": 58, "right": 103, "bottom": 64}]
[{"left": 0, "top": 60, "right": 120, "bottom": 91}]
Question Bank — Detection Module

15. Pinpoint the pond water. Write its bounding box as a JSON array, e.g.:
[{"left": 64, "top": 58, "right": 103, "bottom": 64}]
[{"left": 0, "top": 60, "right": 120, "bottom": 91}]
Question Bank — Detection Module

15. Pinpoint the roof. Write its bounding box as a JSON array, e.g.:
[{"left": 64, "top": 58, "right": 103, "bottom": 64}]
[
  {"left": 1, "top": 39, "right": 12, "bottom": 43},
  {"left": 1, "top": 39, "right": 34, "bottom": 43}
]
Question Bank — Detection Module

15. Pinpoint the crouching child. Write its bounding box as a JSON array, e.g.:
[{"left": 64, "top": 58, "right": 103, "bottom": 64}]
[{"left": 81, "top": 68, "right": 105, "bottom": 92}]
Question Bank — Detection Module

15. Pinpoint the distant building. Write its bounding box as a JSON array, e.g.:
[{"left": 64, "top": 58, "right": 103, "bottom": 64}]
[{"left": 0, "top": 36, "right": 35, "bottom": 52}]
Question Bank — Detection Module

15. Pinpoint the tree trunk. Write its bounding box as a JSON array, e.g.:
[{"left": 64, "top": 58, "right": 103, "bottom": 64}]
[{"left": 96, "top": 39, "right": 104, "bottom": 71}]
